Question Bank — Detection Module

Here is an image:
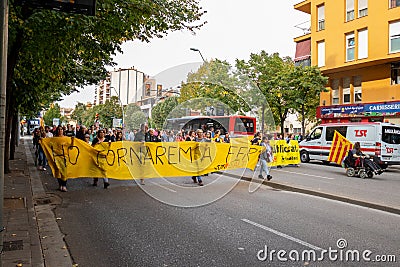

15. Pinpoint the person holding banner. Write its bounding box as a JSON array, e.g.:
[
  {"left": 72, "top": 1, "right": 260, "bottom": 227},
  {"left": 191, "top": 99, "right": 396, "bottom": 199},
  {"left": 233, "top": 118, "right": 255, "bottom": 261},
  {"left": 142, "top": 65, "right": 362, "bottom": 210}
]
[
  {"left": 92, "top": 129, "right": 111, "bottom": 189},
  {"left": 258, "top": 136, "right": 273, "bottom": 181},
  {"left": 192, "top": 129, "right": 208, "bottom": 186},
  {"left": 54, "top": 126, "right": 69, "bottom": 192}
]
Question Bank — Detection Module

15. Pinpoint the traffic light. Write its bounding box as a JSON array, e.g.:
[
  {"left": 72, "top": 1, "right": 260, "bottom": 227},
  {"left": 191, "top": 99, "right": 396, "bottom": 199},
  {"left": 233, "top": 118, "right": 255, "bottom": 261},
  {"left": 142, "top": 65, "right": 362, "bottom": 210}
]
[
  {"left": 157, "top": 84, "right": 162, "bottom": 97},
  {"left": 145, "top": 83, "right": 151, "bottom": 96}
]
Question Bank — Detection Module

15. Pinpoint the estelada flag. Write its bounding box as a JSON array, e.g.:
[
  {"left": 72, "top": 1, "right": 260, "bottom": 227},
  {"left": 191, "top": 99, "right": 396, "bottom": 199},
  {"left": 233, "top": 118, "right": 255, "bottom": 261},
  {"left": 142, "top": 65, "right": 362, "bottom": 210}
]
[{"left": 328, "top": 131, "right": 353, "bottom": 165}]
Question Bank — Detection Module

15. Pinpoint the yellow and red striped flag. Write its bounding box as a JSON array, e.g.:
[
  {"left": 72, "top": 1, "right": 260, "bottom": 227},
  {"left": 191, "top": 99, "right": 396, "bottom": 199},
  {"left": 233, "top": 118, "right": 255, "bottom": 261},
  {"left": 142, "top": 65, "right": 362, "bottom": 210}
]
[{"left": 328, "top": 131, "right": 353, "bottom": 165}]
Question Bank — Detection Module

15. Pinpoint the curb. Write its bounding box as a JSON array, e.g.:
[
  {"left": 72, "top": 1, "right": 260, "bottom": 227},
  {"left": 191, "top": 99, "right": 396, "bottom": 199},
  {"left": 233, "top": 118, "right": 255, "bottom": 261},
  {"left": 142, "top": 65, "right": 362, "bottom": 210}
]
[
  {"left": 24, "top": 139, "right": 74, "bottom": 267},
  {"left": 220, "top": 171, "right": 400, "bottom": 215}
]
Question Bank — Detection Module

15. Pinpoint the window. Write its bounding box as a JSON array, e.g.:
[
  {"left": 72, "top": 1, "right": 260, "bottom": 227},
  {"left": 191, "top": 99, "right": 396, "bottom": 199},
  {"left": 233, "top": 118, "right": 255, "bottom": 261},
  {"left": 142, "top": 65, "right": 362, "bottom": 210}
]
[
  {"left": 331, "top": 79, "right": 339, "bottom": 104},
  {"left": 317, "top": 41, "right": 325, "bottom": 67},
  {"left": 317, "top": 5, "right": 325, "bottom": 31},
  {"left": 382, "top": 126, "right": 400, "bottom": 144},
  {"left": 346, "top": 33, "right": 355, "bottom": 61},
  {"left": 346, "top": 0, "right": 355, "bottom": 21},
  {"left": 358, "top": 0, "right": 368, "bottom": 17},
  {"left": 392, "top": 62, "right": 400, "bottom": 84},
  {"left": 326, "top": 126, "right": 348, "bottom": 141},
  {"left": 358, "top": 29, "right": 368, "bottom": 59},
  {"left": 354, "top": 76, "right": 362, "bottom": 102},
  {"left": 389, "top": 21, "right": 400, "bottom": 53},
  {"left": 309, "top": 127, "right": 323, "bottom": 140},
  {"left": 343, "top": 77, "right": 351, "bottom": 104},
  {"left": 390, "top": 0, "right": 400, "bottom": 8}
]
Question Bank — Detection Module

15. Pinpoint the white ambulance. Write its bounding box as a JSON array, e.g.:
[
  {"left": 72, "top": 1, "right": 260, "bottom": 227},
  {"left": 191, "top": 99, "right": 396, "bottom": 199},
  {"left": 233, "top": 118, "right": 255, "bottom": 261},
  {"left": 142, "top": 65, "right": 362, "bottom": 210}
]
[{"left": 299, "top": 122, "right": 400, "bottom": 168}]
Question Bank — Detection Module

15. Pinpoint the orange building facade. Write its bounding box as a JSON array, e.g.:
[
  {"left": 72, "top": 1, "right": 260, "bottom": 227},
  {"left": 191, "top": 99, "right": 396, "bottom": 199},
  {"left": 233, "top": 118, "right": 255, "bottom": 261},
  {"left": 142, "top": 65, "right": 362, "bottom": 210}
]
[{"left": 294, "top": 0, "right": 400, "bottom": 124}]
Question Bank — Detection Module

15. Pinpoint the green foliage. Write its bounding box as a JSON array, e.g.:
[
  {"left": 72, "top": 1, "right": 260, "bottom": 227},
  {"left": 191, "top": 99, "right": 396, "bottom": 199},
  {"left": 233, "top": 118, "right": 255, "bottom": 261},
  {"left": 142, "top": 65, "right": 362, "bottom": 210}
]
[
  {"left": 8, "top": 0, "right": 206, "bottom": 114},
  {"left": 236, "top": 52, "right": 298, "bottom": 135},
  {"left": 151, "top": 97, "right": 180, "bottom": 129},
  {"left": 179, "top": 60, "right": 251, "bottom": 114},
  {"left": 124, "top": 103, "right": 146, "bottom": 131},
  {"left": 289, "top": 66, "right": 328, "bottom": 133},
  {"left": 43, "top": 103, "right": 61, "bottom": 126},
  {"left": 71, "top": 102, "right": 87, "bottom": 125},
  {"left": 97, "top": 96, "right": 123, "bottom": 128}
]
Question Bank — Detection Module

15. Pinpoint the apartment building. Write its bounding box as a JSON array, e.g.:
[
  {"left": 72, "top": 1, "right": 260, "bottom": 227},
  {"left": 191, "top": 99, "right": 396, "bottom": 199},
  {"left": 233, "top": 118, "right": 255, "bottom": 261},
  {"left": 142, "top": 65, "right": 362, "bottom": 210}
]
[
  {"left": 93, "top": 68, "right": 172, "bottom": 118},
  {"left": 294, "top": 0, "right": 400, "bottom": 124}
]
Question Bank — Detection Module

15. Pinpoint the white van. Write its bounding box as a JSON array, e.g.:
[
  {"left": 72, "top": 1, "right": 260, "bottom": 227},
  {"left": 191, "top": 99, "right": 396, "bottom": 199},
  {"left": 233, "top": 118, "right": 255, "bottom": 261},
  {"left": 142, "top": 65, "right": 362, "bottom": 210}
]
[{"left": 299, "top": 122, "right": 400, "bottom": 168}]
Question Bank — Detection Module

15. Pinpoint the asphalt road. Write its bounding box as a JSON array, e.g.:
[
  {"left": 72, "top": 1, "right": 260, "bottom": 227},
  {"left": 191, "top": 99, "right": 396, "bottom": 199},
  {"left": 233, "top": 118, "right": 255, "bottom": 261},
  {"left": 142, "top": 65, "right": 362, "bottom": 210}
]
[
  {"left": 40, "top": 165, "right": 400, "bottom": 267},
  {"left": 228, "top": 162, "right": 400, "bottom": 209}
]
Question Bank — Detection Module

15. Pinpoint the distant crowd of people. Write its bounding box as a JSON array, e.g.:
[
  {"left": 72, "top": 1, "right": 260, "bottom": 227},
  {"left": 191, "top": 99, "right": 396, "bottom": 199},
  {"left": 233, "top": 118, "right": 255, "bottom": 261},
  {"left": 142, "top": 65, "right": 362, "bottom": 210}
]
[{"left": 32, "top": 122, "right": 303, "bottom": 192}]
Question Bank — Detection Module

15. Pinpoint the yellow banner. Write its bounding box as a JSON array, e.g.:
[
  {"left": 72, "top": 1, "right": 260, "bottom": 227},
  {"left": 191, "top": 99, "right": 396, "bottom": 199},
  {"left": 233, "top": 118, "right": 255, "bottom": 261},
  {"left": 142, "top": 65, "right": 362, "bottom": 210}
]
[
  {"left": 41, "top": 137, "right": 263, "bottom": 180},
  {"left": 269, "top": 140, "right": 300, "bottom": 166}
]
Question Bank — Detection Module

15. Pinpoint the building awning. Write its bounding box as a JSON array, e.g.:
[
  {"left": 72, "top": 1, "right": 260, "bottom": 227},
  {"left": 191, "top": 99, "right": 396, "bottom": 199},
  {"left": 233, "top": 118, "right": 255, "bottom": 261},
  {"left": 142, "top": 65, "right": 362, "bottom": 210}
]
[{"left": 294, "top": 39, "right": 311, "bottom": 62}]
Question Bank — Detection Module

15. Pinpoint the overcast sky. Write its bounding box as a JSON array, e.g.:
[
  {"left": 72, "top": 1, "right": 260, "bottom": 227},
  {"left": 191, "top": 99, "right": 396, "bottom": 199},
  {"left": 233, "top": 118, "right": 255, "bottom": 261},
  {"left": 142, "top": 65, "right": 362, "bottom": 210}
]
[{"left": 58, "top": 0, "right": 309, "bottom": 108}]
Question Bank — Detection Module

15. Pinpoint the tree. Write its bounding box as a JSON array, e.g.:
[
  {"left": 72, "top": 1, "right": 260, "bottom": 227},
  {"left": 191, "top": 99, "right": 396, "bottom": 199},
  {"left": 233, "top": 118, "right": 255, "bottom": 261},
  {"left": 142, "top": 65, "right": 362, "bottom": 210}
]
[
  {"left": 3, "top": 0, "right": 205, "bottom": 172},
  {"left": 290, "top": 66, "right": 328, "bottom": 135},
  {"left": 43, "top": 103, "right": 61, "bottom": 126},
  {"left": 236, "top": 52, "right": 297, "bottom": 136},
  {"left": 151, "top": 97, "right": 180, "bottom": 129},
  {"left": 124, "top": 103, "right": 146, "bottom": 131},
  {"left": 98, "top": 96, "right": 123, "bottom": 128},
  {"left": 179, "top": 59, "right": 250, "bottom": 114},
  {"left": 71, "top": 102, "right": 87, "bottom": 126}
]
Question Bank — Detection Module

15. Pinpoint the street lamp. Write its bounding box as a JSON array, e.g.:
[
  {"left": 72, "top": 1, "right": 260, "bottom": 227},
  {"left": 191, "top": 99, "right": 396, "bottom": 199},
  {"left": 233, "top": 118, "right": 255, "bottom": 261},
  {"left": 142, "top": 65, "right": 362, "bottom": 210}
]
[{"left": 190, "top": 47, "right": 206, "bottom": 63}]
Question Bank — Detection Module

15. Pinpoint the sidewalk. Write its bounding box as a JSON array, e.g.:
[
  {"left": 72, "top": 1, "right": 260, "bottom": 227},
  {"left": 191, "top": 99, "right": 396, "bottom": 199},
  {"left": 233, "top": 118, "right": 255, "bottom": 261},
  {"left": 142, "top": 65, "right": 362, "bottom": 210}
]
[{"left": 2, "top": 137, "right": 73, "bottom": 267}]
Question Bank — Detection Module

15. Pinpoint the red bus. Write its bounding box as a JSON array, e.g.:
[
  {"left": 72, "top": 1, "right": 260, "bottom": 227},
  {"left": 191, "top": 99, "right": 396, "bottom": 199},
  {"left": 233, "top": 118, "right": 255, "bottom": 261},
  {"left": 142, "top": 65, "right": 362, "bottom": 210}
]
[{"left": 165, "top": 115, "right": 256, "bottom": 137}]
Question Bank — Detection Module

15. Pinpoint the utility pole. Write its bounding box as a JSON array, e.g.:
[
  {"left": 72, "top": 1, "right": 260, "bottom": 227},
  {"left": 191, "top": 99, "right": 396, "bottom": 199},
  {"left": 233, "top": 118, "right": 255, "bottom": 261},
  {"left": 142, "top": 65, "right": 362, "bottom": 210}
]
[{"left": 0, "top": 1, "right": 8, "bottom": 265}]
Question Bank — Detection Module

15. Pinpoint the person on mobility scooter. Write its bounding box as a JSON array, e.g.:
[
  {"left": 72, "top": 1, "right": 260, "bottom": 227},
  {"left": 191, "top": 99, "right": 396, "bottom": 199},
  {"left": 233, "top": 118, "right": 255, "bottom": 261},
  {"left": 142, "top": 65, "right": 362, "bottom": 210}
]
[{"left": 343, "top": 142, "right": 383, "bottom": 179}]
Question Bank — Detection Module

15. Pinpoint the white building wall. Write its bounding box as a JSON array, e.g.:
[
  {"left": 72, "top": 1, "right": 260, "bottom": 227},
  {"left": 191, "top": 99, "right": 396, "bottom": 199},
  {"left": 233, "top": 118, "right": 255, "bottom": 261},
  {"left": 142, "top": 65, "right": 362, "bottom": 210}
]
[{"left": 108, "top": 69, "right": 146, "bottom": 105}]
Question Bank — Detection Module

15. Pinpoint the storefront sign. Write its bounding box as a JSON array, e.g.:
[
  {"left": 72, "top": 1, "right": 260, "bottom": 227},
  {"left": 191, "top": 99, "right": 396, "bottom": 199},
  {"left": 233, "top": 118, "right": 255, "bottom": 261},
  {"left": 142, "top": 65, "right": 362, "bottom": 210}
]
[{"left": 319, "top": 101, "right": 400, "bottom": 118}]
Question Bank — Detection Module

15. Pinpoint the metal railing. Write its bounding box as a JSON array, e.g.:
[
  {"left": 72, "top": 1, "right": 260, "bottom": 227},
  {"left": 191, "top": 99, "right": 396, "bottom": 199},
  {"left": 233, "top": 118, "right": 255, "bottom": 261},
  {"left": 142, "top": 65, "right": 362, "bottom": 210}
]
[{"left": 294, "top": 20, "right": 311, "bottom": 35}]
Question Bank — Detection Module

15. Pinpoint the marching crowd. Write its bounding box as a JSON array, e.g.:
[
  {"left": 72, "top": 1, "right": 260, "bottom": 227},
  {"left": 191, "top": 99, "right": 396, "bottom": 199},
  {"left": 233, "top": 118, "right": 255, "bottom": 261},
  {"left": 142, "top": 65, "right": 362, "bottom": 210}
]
[{"left": 32, "top": 123, "right": 240, "bottom": 191}]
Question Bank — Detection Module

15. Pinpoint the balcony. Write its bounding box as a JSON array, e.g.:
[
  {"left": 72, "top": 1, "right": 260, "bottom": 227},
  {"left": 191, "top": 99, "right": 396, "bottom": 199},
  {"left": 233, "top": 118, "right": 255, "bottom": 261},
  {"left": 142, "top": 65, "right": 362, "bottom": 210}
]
[
  {"left": 294, "top": 0, "right": 311, "bottom": 14},
  {"left": 294, "top": 20, "right": 311, "bottom": 35}
]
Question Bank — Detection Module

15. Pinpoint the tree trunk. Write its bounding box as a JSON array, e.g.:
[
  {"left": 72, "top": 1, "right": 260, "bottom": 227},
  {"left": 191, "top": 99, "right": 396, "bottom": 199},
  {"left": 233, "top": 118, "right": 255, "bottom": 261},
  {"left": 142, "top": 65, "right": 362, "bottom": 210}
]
[
  {"left": 4, "top": 104, "right": 11, "bottom": 173},
  {"left": 10, "top": 111, "right": 18, "bottom": 160},
  {"left": 280, "top": 118, "right": 285, "bottom": 138},
  {"left": 301, "top": 105, "right": 306, "bottom": 136},
  {"left": 4, "top": 22, "right": 25, "bottom": 173}
]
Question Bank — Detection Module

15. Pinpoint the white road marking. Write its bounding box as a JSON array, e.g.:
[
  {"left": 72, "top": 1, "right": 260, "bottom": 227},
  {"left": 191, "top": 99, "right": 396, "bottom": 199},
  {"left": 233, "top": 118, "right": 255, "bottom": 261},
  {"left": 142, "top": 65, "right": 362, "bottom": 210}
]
[
  {"left": 241, "top": 218, "right": 323, "bottom": 251},
  {"left": 150, "top": 182, "right": 177, "bottom": 193},
  {"left": 275, "top": 170, "right": 335, "bottom": 180}
]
